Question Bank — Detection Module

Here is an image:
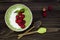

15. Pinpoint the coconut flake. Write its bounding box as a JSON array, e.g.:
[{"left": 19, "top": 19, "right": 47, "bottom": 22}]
[{"left": 9, "top": 12, "right": 21, "bottom": 29}]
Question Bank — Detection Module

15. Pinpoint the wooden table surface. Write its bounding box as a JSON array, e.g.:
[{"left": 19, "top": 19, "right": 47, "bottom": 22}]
[{"left": 0, "top": 1, "right": 60, "bottom": 40}]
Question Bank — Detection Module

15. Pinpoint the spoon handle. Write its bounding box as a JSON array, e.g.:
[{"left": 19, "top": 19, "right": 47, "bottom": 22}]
[
  {"left": 19, "top": 31, "right": 37, "bottom": 36},
  {"left": 18, "top": 21, "right": 42, "bottom": 39},
  {"left": 19, "top": 28, "right": 60, "bottom": 36},
  {"left": 18, "top": 26, "right": 35, "bottom": 39}
]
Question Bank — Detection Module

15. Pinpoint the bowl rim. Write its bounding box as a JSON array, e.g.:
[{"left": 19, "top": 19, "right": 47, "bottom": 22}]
[{"left": 5, "top": 4, "right": 33, "bottom": 32}]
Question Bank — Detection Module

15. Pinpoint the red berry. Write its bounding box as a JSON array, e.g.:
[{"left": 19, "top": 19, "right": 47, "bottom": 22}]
[
  {"left": 43, "top": 13, "right": 47, "bottom": 17},
  {"left": 15, "top": 11, "right": 25, "bottom": 29},
  {"left": 18, "top": 20, "right": 25, "bottom": 25},
  {"left": 22, "top": 25, "right": 25, "bottom": 29},
  {"left": 16, "top": 14, "right": 25, "bottom": 20},
  {"left": 23, "top": 20, "right": 26, "bottom": 24},
  {"left": 20, "top": 25, "right": 25, "bottom": 29},
  {"left": 21, "top": 14, "right": 25, "bottom": 18},
  {"left": 18, "top": 22, "right": 25, "bottom": 29},
  {"left": 43, "top": 12, "right": 46, "bottom": 14},
  {"left": 16, "top": 19, "right": 22, "bottom": 23},
  {"left": 18, "top": 14, "right": 25, "bottom": 20},
  {"left": 16, "top": 15, "right": 19, "bottom": 18},
  {"left": 43, "top": 8, "right": 47, "bottom": 12},
  {"left": 16, "top": 15, "right": 22, "bottom": 20},
  {"left": 48, "top": 5, "right": 53, "bottom": 11},
  {"left": 43, "top": 11, "right": 46, "bottom": 13},
  {"left": 17, "top": 20, "right": 26, "bottom": 28}
]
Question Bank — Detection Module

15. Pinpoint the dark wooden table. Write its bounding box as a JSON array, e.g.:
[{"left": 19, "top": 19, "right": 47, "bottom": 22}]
[{"left": 0, "top": 1, "right": 60, "bottom": 40}]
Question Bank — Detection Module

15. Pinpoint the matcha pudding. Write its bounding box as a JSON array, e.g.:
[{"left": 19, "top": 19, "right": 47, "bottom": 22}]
[{"left": 5, "top": 4, "right": 33, "bottom": 32}]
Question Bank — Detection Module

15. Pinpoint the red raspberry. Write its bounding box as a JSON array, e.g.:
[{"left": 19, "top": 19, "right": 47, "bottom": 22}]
[
  {"left": 16, "top": 15, "right": 20, "bottom": 20},
  {"left": 21, "top": 25, "right": 25, "bottom": 29},
  {"left": 18, "top": 20, "right": 25, "bottom": 25},
  {"left": 22, "top": 20, "right": 26, "bottom": 24},
  {"left": 20, "top": 24, "right": 25, "bottom": 29},
  {"left": 15, "top": 11, "right": 25, "bottom": 29},
  {"left": 16, "top": 15, "right": 19, "bottom": 18},
  {"left": 43, "top": 13, "right": 47, "bottom": 17},
  {"left": 43, "top": 8, "right": 46, "bottom": 12},
  {"left": 48, "top": 5, "right": 53, "bottom": 11},
  {"left": 16, "top": 19, "right": 22, "bottom": 23},
  {"left": 18, "top": 22, "right": 25, "bottom": 29},
  {"left": 17, "top": 20, "right": 26, "bottom": 28},
  {"left": 18, "top": 14, "right": 25, "bottom": 20},
  {"left": 16, "top": 14, "right": 25, "bottom": 20}
]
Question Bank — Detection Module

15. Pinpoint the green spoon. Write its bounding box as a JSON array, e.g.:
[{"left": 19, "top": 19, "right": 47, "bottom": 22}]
[
  {"left": 19, "top": 27, "right": 60, "bottom": 36},
  {"left": 18, "top": 27, "right": 47, "bottom": 36},
  {"left": 18, "top": 21, "right": 42, "bottom": 39}
]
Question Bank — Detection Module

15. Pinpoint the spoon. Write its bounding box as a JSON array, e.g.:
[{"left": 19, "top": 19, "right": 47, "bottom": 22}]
[
  {"left": 18, "top": 27, "right": 47, "bottom": 36},
  {"left": 18, "top": 21, "right": 42, "bottom": 39},
  {"left": 1, "top": 27, "right": 60, "bottom": 38},
  {"left": 18, "top": 27, "right": 60, "bottom": 36}
]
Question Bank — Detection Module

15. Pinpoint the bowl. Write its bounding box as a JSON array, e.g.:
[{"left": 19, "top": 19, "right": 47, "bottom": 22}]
[{"left": 5, "top": 4, "right": 33, "bottom": 32}]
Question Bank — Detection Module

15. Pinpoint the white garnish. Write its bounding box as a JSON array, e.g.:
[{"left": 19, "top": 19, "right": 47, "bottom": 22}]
[{"left": 9, "top": 8, "right": 21, "bottom": 29}]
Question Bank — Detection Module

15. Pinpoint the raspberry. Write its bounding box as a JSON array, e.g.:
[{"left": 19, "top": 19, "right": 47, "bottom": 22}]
[
  {"left": 43, "top": 8, "right": 46, "bottom": 12},
  {"left": 18, "top": 22, "right": 25, "bottom": 29},
  {"left": 22, "top": 20, "right": 26, "bottom": 24},
  {"left": 17, "top": 20, "right": 26, "bottom": 28},
  {"left": 48, "top": 5, "right": 53, "bottom": 11},
  {"left": 18, "top": 20, "right": 25, "bottom": 25},
  {"left": 21, "top": 25, "right": 25, "bottom": 29},
  {"left": 15, "top": 10, "right": 26, "bottom": 29},
  {"left": 43, "top": 13, "right": 47, "bottom": 17},
  {"left": 18, "top": 14, "right": 25, "bottom": 20},
  {"left": 20, "top": 24, "right": 25, "bottom": 29},
  {"left": 16, "top": 14, "right": 25, "bottom": 20},
  {"left": 16, "top": 19, "right": 22, "bottom": 23},
  {"left": 16, "top": 15, "right": 19, "bottom": 18},
  {"left": 21, "top": 14, "right": 25, "bottom": 19}
]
